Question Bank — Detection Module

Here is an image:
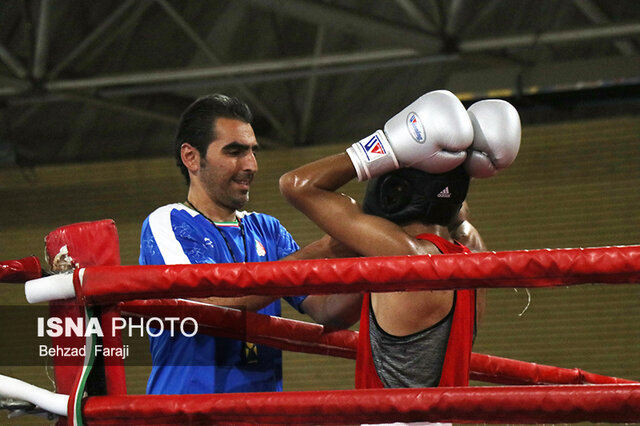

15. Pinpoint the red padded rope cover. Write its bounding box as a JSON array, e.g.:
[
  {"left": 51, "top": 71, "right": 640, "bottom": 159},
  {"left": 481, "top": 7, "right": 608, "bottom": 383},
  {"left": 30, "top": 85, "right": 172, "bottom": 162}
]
[
  {"left": 78, "top": 246, "right": 640, "bottom": 305},
  {"left": 119, "top": 299, "right": 357, "bottom": 360},
  {"left": 82, "top": 384, "right": 640, "bottom": 425},
  {"left": 45, "top": 220, "right": 121, "bottom": 269},
  {"left": 119, "top": 300, "right": 633, "bottom": 386},
  {"left": 470, "top": 353, "right": 636, "bottom": 385},
  {"left": 44, "top": 219, "right": 126, "bottom": 411},
  {"left": 0, "top": 256, "right": 41, "bottom": 282}
]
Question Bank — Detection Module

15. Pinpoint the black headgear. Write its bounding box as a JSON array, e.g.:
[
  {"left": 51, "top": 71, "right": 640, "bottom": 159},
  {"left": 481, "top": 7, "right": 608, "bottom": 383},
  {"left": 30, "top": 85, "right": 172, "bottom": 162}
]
[{"left": 362, "top": 166, "right": 470, "bottom": 226}]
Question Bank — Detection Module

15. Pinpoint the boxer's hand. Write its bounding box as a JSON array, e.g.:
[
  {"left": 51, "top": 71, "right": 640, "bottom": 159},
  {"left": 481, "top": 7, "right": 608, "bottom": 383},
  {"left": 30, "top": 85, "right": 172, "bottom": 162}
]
[
  {"left": 346, "top": 90, "right": 474, "bottom": 181},
  {"left": 464, "top": 99, "right": 521, "bottom": 178}
]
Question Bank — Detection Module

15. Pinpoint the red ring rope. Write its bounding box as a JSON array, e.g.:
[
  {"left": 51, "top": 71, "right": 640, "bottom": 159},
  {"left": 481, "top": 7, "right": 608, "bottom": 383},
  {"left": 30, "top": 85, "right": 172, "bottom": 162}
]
[
  {"left": 14, "top": 242, "right": 640, "bottom": 424},
  {"left": 81, "top": 384, "right": 640, "bottom": 425},
  {"left": 120, "top": 299, "right": 357, "bottom": 360},
  {"left": 0, "top": 256, "right": 41, "bottom": 283},
  {"left": 77, "top": 245, "right": 640, "bottom": 425},
  {"left": 120, "top": 299, "right": 635, "bottom": 386},
  {"left": 469, "top": 353, "right": 635, "bottom": 385},
  {"left": 77, "top": 245, "right": 640, "bottom": 305}
]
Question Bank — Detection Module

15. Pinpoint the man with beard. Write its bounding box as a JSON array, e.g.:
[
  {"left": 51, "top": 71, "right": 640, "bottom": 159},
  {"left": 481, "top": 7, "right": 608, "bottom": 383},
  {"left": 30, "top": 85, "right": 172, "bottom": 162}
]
[{"left": 140, "top": 94, "right": 361, "bottom": 394}]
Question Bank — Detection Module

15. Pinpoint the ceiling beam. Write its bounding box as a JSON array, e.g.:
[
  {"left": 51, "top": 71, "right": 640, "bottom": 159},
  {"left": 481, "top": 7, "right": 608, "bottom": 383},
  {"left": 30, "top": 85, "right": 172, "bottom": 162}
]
[
  {"left": 155, "top": 0, "right": 290, "bottom": 141},
  {"left": 572, "top": 0, "right": 638, "bottom": 55},
  {"left": 96, "top": 52, "right": 457, "bottom": 98},
  {"left": 6, "top": 92, "right": 179, "bottom": 125},
  {"left": 392, "top": 0, "right": 438, "bottom": 33},
  {"left": 460, "top": 21, "right": 640, "bottom": 51},
  {"left": 445, "top": 0, "right": 467, "bottom": 35},
  {"left": 0, "top": 76, "right": 31, "bottom": 95},
  {"left": 48, "top": 0, "right": 139, "bottom": 79},
  {"left": 73, "top": 1, "right": 153, "bottom": 71},
  {"left": 43, "top": 48, "right": 423, "bottom": 91},
  {"left": 33, "top": 0, "right": 53, "bottom": 80},
  {"left": 240, "top": 0, "right": 442, "bottom": 51},
  {"left": 0, "top": 18, "right": 635, "bottom": 100},
  {"left": 30, "top": 20, "right": 640, "bottom": 96},
  {"left": 62, "top": 93, "right": 179, "bottom": 125},
  {"left": 0, "top": 42, "right": 28, "bottom": 79},
  {"left": 458, "top": 0, "right": 501, "bottom": 38}
]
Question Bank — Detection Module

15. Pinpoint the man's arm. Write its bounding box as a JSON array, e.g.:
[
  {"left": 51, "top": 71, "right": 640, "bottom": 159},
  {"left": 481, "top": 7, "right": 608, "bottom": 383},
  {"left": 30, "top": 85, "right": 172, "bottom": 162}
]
[
  {"left": 191, "top": 295, "right": 279, "bottom": 312},
  {"left": 284, "top": 235, "right": 362, "bottom": 328},
  {"left": 284, "top": 234, "right": 358, "bottom": 261},
  {"left": 300, "top": 293, "right": 362, "bottom": 329},
  {"left": 199, "top": 293, "right": 363, "bottom": 329},
  {"left": 197, "top": 236, "right": 360, "bottom": 317}
]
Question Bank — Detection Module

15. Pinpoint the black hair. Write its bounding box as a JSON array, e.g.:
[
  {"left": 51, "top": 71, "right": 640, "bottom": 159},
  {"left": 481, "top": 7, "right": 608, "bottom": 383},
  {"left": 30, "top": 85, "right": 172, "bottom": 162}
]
[{"left": 174, "top": 94, "right": 253, "bottom": 184}]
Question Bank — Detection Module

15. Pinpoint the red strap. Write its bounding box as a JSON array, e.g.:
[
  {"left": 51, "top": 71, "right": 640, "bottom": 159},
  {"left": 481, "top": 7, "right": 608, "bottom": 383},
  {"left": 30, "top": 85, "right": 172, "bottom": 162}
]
[
  {"left": 355, "top": 293, "right": 384, "bottom": 388},
  {"left": 438, "top": 289, "right": 474, "bottom": 386}
]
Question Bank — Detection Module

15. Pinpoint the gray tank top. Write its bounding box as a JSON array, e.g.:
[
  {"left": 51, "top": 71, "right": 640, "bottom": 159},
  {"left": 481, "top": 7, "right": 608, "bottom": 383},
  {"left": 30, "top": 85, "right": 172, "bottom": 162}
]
[{"left": 369, "top": 294, "right": 454, "bottom": 388}]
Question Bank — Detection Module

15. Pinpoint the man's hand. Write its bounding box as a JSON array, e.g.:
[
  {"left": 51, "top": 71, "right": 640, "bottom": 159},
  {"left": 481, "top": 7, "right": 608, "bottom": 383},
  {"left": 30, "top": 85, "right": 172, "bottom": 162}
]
[
  {"left": 448, "top": 201, "right": 488, "bottom": 325},
  {"left": 190, "top": 295, "right": 279, "bottom": 312},
  {"left": 301, "top": 293, "right": 362, "bottom": 329}
]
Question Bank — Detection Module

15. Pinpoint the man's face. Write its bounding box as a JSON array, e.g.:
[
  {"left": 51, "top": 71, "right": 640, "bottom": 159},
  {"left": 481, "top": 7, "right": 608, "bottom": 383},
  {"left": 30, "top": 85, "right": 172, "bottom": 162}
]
[{"left": 198, "top": 117, "right": 259, "bottom": 212}]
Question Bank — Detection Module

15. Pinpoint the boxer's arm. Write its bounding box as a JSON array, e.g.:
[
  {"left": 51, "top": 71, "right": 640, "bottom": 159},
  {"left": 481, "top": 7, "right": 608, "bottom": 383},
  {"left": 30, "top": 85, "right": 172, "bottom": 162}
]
[{"left": 280, "top": 153, "right": 429, "bottom": 258}]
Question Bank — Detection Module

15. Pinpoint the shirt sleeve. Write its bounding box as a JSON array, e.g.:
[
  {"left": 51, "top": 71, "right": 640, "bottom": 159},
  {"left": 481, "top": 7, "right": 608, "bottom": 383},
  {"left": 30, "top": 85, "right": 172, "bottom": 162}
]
[
  {"left": 139, "top": 216, "right": 167, "bottom": 266},
  {"left": 272, "top": 219, "right": 307, "bottom": 312},
  {"left": 274, "top": 220, "right": 300, "bottom": 259},
  {"left": 140, "top": 206, "right": 217, "bottom": 266}
]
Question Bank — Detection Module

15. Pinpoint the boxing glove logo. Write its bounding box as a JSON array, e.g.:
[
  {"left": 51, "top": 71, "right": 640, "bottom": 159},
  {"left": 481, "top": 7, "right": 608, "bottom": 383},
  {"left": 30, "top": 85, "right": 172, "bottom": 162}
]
[
  {"left": 406, "top": 113, "right": 426, "bottom": 143},
  {"left": 436, "top": 187, "right": 451, "bottom": 198},
  {"left": 360, "top": 133, "right": 387, "bottom": 161}
]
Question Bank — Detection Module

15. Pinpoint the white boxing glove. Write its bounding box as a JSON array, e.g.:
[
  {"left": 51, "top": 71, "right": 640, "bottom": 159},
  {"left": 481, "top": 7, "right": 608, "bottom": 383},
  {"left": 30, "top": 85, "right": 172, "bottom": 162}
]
[
  {"left": 346, "top": 90, "right": 474, "bottom": 181},
  {"left": 464, "top": 99, "right": 521, "bottom": 178}
]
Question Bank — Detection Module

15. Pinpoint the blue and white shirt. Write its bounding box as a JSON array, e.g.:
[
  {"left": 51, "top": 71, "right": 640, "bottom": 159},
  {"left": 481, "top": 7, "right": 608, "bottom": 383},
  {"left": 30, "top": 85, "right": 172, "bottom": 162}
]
[{"left": 139, "top": 203, "right": 306, "bottom": 394}]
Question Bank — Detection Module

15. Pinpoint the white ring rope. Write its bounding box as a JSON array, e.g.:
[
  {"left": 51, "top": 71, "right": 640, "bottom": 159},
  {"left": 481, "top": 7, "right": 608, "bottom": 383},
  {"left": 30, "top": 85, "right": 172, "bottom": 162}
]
[
  {"left": 25, "top": 272, "right": 75, "bottom": 303},
  {"left": 0, "top": 374, "right": 68, "bottom": 416}
]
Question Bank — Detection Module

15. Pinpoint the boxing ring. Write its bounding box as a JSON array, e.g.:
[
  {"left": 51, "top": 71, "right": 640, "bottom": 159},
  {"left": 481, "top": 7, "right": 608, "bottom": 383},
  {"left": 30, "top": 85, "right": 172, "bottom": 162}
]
[{"left": 1, "top": 219, "right": 639, "bottom": 424}]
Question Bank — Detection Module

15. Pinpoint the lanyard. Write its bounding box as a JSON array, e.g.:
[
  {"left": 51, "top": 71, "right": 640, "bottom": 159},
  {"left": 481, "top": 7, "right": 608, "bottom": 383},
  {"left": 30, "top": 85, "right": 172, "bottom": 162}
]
[{"left": 184, "top": 200, "right": 248, "bottom": 263}]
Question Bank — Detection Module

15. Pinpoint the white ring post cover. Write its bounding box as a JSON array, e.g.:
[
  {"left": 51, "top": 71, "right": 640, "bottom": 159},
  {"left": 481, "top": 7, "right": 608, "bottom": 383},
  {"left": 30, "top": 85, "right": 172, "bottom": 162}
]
[
  {"left": 25, "top": 272, "right": 76, "bottom": 303},
  {"left": 0, "top": 374, "right": 69, "bottom": 416}
]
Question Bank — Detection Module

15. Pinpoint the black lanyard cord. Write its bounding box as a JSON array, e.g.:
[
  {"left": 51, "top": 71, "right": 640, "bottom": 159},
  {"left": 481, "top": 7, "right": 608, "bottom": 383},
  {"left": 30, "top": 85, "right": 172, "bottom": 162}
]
[{"left": 184, "top": 200, "right": 248, "bottom": 263}]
